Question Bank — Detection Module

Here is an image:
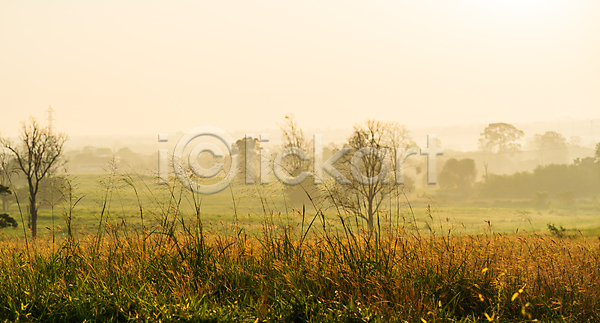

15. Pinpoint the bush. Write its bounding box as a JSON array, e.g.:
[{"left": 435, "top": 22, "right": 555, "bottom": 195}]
[
  {"left": 547, "top": 223, "right": 566, "bottom": 238},
  {"left": 0, "top": 213, "right": 17, "bottom": 229}
]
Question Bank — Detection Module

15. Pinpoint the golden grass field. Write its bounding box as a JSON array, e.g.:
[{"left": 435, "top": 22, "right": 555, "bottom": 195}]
[{"left": 1, "top": 173, "right": 600, "bottom": 321}]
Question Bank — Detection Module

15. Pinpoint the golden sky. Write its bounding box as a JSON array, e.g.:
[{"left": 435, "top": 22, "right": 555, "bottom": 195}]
[{"left": 1, "top": 0, "right": 599, "bottom": 136}]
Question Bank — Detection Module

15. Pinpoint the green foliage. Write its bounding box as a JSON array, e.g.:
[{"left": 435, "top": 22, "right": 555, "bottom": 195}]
[
  {"left": 0, "top": 184, "right": 10, "bottom": 195},
  {"left": 439, "top": 158, "right": 477, "bottom": 190},
  {"left": 479, "top": 157, "right": 600, "bottom": 199},
  {"left": 547, "top": 223, "right": 566, "bottom": 238},
  {"left": 0, "top": 213, "right": 17, "bottom": 228}
]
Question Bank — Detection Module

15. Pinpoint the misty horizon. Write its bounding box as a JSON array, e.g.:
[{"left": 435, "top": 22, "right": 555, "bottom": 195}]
[{"left": 2, "top": 1, "right": 599, "bottom": 139}]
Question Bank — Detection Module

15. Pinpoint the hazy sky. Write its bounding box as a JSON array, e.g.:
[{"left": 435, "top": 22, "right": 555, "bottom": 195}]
[{"left": 1, "top": 0, "right": 599, "bottom": 137}]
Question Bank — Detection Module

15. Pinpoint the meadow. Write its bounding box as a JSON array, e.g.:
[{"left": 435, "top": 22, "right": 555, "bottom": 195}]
[
  {"left": 1, "top": 173, "right": 600, "bottom": 322},
  {"left": 3, "top": 173, "right": 600, "bottom": 240}
]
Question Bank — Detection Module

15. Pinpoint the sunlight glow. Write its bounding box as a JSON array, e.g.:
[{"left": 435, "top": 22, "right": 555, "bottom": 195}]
[{"left": 480, "top": 0, "right": 561, "bottom": 15}]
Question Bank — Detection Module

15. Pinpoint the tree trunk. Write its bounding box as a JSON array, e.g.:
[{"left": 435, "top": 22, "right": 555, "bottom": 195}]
[
  {"left": 367, "top": 200, "right": 374, "bottom": 232},
  {"left": 29, "top": 195, "right": 37, "bottom": 238}
]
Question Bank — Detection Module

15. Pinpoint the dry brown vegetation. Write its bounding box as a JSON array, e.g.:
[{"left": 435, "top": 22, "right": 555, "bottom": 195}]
[{"left": 1, "top": 217, "right": 600, "bottom": 322}]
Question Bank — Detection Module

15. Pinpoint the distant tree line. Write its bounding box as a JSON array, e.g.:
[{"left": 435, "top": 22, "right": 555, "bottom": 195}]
[
  {"left": 437, "top": 123, "right": 600, "bottom": 201},
  {"left": 477, "top": 156, "right": 600, "bottom": 200}
]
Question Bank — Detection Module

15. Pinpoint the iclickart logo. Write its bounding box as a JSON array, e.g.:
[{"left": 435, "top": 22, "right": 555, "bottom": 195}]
[{"left": 157, "top": 126, "right": 443, "bottom": 194}]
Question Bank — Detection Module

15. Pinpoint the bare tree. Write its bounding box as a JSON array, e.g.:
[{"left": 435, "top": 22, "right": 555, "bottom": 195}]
[
  {"left": 325, "top": 120, "right": 414, "bottom": 232},
  {"left": 278, "top": 114, "right": 317, "bottom": 206},
  {"left": 278, "top": 114, "right": 309, "bottom": 176},
  {"left": 1, "top": 117, "right": 67, "bottom": 238}
]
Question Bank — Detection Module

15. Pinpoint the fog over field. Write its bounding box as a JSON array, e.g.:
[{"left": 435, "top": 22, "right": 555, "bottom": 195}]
[{"left": 1, "top": 0, "right": 600, "bottom": 225}]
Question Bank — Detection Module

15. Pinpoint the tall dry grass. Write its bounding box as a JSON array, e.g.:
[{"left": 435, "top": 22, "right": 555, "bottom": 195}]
[
  {"left": 1, "top": 212, "right": 600, "bottom": 322},
  {"left": 1, "top": 173, "right": 599, "bottom": 322}
]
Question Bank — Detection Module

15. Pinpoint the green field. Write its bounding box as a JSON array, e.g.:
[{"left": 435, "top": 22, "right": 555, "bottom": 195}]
[{"left": 3, "top": 173, "right": 600, "bottom": 240}]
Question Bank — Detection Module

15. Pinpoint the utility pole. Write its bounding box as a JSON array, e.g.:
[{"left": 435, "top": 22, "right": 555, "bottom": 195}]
[{"left": 46, "top": 105, "right": 56, "bottom": 133}]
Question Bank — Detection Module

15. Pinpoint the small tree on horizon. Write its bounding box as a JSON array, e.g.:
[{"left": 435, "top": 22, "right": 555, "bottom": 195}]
[
  {"left": 478, "top": 123, "right": 524, "bottom": 154},
  {"left": 439, "top": 158, "right": 477, "bottom": 190},
  {"left": 531, "top": 131, "right": 568, "bottom": 165}
]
